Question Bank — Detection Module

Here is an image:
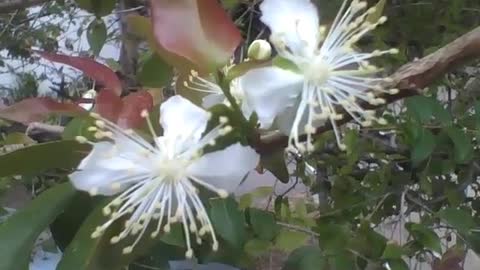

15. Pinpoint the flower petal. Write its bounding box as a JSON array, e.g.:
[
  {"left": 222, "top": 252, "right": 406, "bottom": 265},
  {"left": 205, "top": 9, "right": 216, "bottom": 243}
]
[
  {"left": 70, "top": 142, "right": 150, "bottom": 196},
  {"left": 160, "top": 95, "right": 210, "bottom": 140},
  {"left": 188, "top": 143, "right": 260, "bottom": 192},
  {"left": 260, "top": 0, "right": 319, "bottom": 56},
  {"left": 202, "top": 93, "right": 225, "bottom": 108},
  {"left": 241, "top": 67, "right": 303, "bottom": 128}
]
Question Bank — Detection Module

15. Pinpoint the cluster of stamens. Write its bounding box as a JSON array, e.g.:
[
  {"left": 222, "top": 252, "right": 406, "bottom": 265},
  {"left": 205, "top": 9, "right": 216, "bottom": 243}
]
[
  {"left": 75, "top": 108, "right": 234, "bottom": 258},
  {"left": 183, "top": 70, "right": 244, "bottom": 107},
  {"left": 270, "top": 0, "right": 400, "bottom": 152}
]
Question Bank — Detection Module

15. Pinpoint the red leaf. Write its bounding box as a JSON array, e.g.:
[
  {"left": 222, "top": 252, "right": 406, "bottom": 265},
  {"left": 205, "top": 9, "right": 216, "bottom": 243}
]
[
  {"left": 36, "top": 51, "right": 123, "bottom": 96},
  {"left": 151, "top": 0, "right": 241, "bottom": 69},
  {"left": 0, "top": 98, "right": 85, "bottom": 124},
  {"left": 94, "top": 91, "right": 154, "bottom": 129},
  {"left": 117, "top": 92, "right": 154, "bottom": 129},
  {"left": 94, "top": 90, "right": 123, "bottom": 122},
  {"left": 127, "top": 14, "right": 196, "bottom": 72}
]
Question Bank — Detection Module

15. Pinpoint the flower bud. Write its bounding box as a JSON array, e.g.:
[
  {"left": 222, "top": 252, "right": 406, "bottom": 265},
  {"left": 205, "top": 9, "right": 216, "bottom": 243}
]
[{"left": 247, "top": 39, "right": 272, "bottom": 61}]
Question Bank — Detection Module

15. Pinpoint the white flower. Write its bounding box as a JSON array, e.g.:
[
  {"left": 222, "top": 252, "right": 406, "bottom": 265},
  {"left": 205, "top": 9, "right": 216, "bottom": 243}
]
[
  {"left": 183, "top": 70, "right": 252, "bottom": 119},
  {"left": 241, "top": 0, "right": 399, "bottom": 152},
  {"left": 70, "top": 95, "right": 259, "bottom": 258}
]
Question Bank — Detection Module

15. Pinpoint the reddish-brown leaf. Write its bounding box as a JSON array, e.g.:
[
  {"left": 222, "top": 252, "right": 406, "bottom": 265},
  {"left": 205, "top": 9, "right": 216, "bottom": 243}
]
[
  {"left": 94, "top": 90, "right": 123, "bottom": 122},
  {"left": 117, "top": 92, "right": 154, "bottom": 129},
  {"left": 127, "top": 14, "right": 196, "bottom": 72},
  {"left": 432, "top": 247, "right": 466, "bottom": 270},
  {"left": 150, "top": 0, "right": 241, "bottom": 69},
  {"left": 35, "top": 51, "right": 123, "bottom": 96},
  {"left": 0, "top": 98, "right": 85, "bottom": 124}
]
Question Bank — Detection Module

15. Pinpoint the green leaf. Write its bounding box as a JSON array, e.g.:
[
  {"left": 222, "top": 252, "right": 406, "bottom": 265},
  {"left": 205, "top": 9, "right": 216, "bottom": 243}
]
[
  {"left": 261, "top": 150, "right": 289, "bottom": 183},
  {"left": 0, "top": 140, "right": 90, "bottom": 178},
  {"left": 405, "top": 96, "right": 434, "bottom": 123},
  {"left": 367, "top": 0, "right": 387, "bottom": 23},
  {"left": 62, "top": 116, "right": 96, "bottom": 140},
  {"left": 238, "top": 186, "right": 273, "bottom": 210},
  {"left": 382, "top": 243, "right": 405, "bottom": 259},
  {"left": 76, "top": 0, "right": 116, "bottom": 17},
  {"left": 431, "top": 101, "right": 452, "bottom": 125},
  {"left": 138, "top": 52, "right": 173, "bottom": 88},
  {"left": 249, "top": 208, "right": 278, "bottom": 241},
  {"left": 58, "top": 199, "right": 184, "bottom": 270},
  {"left": 411, "top": 128, "right": 436, "bottom": 165},
  {"left": 282, "top": 246, "right": 325, "bottom": 270},
  {"left": 275, "top": 229, "right": 309, "bottom": 252},
  {"left": 446, "top": 127, "right": 473, "bottom": 163},
  {"left": 385, "top": 259, "right": 409, "bottom": 270},
  {"left": 56, "top": 200, "right": 110, "bottom": 270},
  {"left": 244, "top": 239, "right": 272, "bottom": 256},
  {"left": 0, "top": 183, "right": 76, "bottom": 270},
  {"left": 0, "top": 132, "right": 35, "bottom": 145},
  {"left": 87, "top": 18, "right": 107, "bottom": 55},
  {"left": 437, "top": 208, "right": 476, "bottom": 234},
  {"left": 209, "top": 197, "right": 246, "bottom": 249},
  {"left": 406, "top": 223, "right": 442, "bottom": 254}
]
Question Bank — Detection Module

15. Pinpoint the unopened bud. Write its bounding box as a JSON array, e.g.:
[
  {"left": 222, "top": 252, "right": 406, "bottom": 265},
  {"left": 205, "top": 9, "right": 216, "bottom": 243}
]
[{"left": 247, "top": 39, "right": 272, "bottom": 61}]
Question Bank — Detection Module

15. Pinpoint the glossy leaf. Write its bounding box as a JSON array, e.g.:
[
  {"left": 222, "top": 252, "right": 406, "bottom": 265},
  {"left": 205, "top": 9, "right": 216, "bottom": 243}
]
[
  {"left": 0, "top": 183, "right": 76, "bottom": 270},
  {"left": 283, "top": 246, "right": 325, "bottom": 270},
  {"left": 76, "top": 0, "right": 116, "bottom": 17},
  {"left": 0, "top": 140, "right": 90, "bottom": 178},
  {"left": 446, "top": 127, "right": 473, "bottom": 163},
  {"left": 248, "top": 208, "right": 278, "bottom": 241},
  {"left": 275, "top": 230, "right": 309, "bottom": 252},
  {"left": 261, "top": 150, "right": 289, "bottom": 183},
  {"left": 94, "top": 90, "right": 153, "bottom": 129},
  {"left": 385, "top": 259, "right": 409, "bottom": 270},
  {"left": 406, "top": 96, "right": 434, "bottom": 123},
  {"left": 437, "top": 208, "right": 476, "bottom": 234},
  {"left": 411, "top": 128, "right": 436, "bottom": 165},
  {"left": 117, "top": 91, "right": 153, "bottom": 129},
  {"left": 244, "top": 239, "right": 272, "bottom": 256},
  {"left": 150, "top": 0, "right": 242, "bottom": 69},
  {"left": 0, "top": 97, "right": 85, "bottom": 124},
  {"left": 209, "top": 197, "right": 246, "bottom": 249},
  {"left": 87, "top": 18, "right": 107, "bottom": 55},
  {"left": 406, "top": 223, "right": 442, "bottom": 254},
  {"left": 126, "top": 14, "right": 195, "bottom": 71},
  {"left": 56, "top": 199, "right": 111, "bottom": 270},
  {"left": 94, "top": 89, "right": 123, "bottom": 122},
  {"left": 36, "top": 51, "right": 123, "bottom": 95},
  {"left": 382, "top": 243, "right": 405, "bottom": 259},
  {"left": 138, "top": 52, "right": 173, "bottom": 88}
]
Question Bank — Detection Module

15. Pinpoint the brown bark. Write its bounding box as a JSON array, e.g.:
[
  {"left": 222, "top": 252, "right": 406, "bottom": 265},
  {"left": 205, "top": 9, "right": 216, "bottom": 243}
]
[{"left": 255, "top": 26, "right": 480, "bottom": 154}]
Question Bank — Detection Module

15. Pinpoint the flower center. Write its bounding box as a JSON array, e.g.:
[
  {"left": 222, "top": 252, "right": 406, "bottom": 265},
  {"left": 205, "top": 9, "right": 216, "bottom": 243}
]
[
  {"left": 303, "top": 56, "right": 331, "bottom": 85},
  {"left": 155, "top": 157, "right": 188, "bottom": 180}
]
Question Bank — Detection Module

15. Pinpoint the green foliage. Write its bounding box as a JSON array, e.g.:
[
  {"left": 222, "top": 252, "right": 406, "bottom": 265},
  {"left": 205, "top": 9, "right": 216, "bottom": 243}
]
[
  {"left": 87, "top": 19, "right": 107, "bottom": 56},
  {"left": 0, "top": 183, "right": 76, "bottom": 270},
  {"left": 209, "top": 197, "right": 247, "bottom": 250},
  {"left": 138, "top": 52, "right": 174, "bottom": 88}
]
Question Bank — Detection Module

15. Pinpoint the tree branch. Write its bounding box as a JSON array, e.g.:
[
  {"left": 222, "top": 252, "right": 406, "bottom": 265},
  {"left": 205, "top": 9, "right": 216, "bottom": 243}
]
[
  {"left": 0, "top": 0, "right": 50, "bottom": 13},
  {"left": 255, "top": 26, "right": 480, "bottom": 154}
]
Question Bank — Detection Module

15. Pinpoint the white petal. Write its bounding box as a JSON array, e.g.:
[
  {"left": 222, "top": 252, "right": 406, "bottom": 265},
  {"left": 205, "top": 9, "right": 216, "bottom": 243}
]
[
  {"left": 202, "top": 93, "right": 225, "bottom": 109},
  {"left": 188, "top": 143, "right": 260, "bottom": 192},
  {"left": 241, "top": 67, "right": 303, "bottom": 128},
  {"left": 70, "top": 142, "right": 150, "bottom": 196},
  {"left": 160, "top": 95, "right": 209, "bottom": 140},
  {"left": 260, "top": 0, "right": 319, "bottom": 56}
]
